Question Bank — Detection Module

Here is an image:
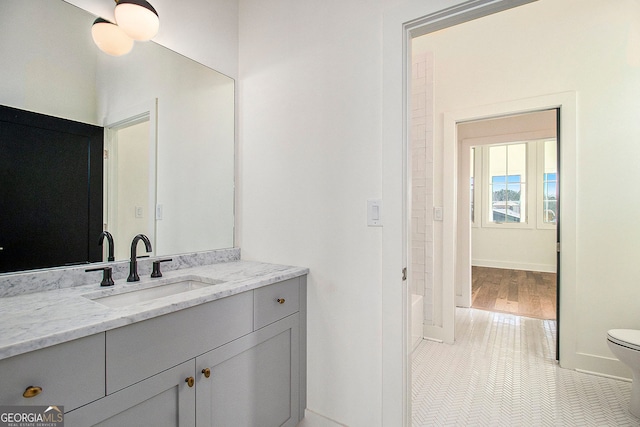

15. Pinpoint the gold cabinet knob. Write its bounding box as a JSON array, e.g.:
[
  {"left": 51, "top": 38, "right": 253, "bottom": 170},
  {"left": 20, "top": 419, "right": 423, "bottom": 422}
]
[
  {"left": 202, "top": 368, "right": 211, "bottom": 378},
  {"left": 23, "top": 386, "right": 43, "bottom": 398},
  {"left": 277, "top": 298, "right": 285, "bottom": 304},
  {"left": 185, "top": 377, "right": 195, "bottom": 388}
]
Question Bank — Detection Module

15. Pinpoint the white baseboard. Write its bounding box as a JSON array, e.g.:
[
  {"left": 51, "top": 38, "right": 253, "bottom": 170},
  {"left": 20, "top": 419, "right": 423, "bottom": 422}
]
[
  {"left": 297, "top": 409, "right": 348, "bottom": 427},
  {"left": 472, "top": 258, "right": 556, "bottom": 273},
  {"left": 575, "top": 368, "right": 632, "bottom": 382},
  {"left": 564, "top": 351, "right": 632, "bottom": 381},
  {"left": 423, "top": 324, "right": 446, "bottom": 342}
]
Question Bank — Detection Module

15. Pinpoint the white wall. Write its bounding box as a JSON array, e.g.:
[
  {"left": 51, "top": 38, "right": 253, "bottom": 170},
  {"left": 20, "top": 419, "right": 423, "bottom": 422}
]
[
  {"left": 472, "top": 226, "right": 556, "bottom": 272},
  {"left": 97, "top": 42, "right": 235, "bottom": 257},
  {"left": 238, "top": 0, "right": 475, "bottom": 424},
  {"left": 415, "top": 0, "right": 640, "bottom": 378},
  {"left": 114, "top": 121, "right": 151, "bottom": 261},
  {"left": 238, "top": 1, "right": 387, "bottom": 423},
  {"left": 0, "top": 1, "right": 98, "bottom": 123}
]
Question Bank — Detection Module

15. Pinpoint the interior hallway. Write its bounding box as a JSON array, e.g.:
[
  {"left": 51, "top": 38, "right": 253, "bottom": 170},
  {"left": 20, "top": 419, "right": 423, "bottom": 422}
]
[
  {"left": 412, "top": 308, "right": 638, "bottom": 426},
  {"left": 472, "top": 266, "right": 557, "bottom": 320}
]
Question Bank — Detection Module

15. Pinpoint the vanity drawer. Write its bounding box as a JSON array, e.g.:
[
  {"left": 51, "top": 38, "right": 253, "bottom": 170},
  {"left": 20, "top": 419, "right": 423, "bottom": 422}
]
[
  {"left": 254, "top": 278, "right": 300, "bottom": 330},
  {"left": 0, "top": 333, "right": 105, "bottom": 411},
  {"left": 106, "top": 291, "right": 253, "bottom": 393}
]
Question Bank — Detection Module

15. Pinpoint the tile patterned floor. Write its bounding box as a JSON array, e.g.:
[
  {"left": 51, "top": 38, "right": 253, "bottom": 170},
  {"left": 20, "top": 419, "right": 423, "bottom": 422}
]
[{"left": 412, "top": 308, "right": 640, "bottom": 426}]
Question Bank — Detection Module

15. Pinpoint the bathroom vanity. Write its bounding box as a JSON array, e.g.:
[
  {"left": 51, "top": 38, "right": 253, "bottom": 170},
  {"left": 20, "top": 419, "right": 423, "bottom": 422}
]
[{"left": 0, "top": 254, "right": 307, "bottom": 426}]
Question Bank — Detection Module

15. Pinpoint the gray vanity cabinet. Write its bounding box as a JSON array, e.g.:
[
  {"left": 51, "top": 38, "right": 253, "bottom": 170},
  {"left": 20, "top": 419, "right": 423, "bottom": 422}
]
[
  {"left": 196, "top": 314, "right": 299, "bottom": 427},
  {"left": 65, "top": 275, "right": 306, "bottom": 427}
]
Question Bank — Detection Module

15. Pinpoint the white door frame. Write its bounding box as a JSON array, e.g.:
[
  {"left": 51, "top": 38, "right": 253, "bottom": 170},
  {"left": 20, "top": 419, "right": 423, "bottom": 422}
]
[
  {"left": 104, "top": 99, "right": 158, "bottom": 257},
  {"left": 381, "top": 1, "right": 539, "bottom": 424},
  {"left": 442, "top": 92, "right": 577, "bottom": 353},
  {"left": 456, "top": 139, "right": 475, "bottom": 308}
]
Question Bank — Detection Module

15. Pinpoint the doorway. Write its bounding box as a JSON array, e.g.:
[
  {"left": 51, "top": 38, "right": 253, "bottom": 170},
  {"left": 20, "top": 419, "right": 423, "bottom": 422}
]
[
  {"left": 104, "top": 101, "right": 158, "bottom": 261},
  {"left": 381, "top": 0, "right": 579, "bottom": 424},
  {"left": 106, "top": 118, "right": 154, "bottom": 261},
  {"left": 455, "top": 111, "right": 559, "bottom": 323}
]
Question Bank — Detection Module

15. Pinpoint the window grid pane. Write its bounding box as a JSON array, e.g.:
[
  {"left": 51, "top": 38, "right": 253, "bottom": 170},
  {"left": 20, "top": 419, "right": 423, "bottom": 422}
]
[
  {"left": 543, "top": 172, "right": 557, "bottom": 223},
  {"left": 543, "top": 139, "right": 558, "bottom": 224},
  {"left": 489, "top": 143, "right": 526, "bottom": 224}
]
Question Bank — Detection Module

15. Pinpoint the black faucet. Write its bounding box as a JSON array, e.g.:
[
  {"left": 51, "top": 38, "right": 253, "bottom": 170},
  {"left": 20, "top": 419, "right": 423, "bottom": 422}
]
[
  {"left": 127, "top": 234, "right": 153, "bottom": 282},
  {"left": 98, "top": 231, "right": 115, "bottom": 262}
]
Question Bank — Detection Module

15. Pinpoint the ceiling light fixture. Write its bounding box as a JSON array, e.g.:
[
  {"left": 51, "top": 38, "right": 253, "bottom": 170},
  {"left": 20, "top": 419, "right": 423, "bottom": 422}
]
[
  {"left": 91, "top": 18, "right": 134, "bottom": 56},
  {"left": 114, "top": 0, "right": 160, "bottom": 41}
]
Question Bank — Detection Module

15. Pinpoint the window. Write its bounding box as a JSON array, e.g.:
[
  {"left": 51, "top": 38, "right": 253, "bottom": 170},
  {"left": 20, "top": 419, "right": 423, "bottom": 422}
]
[
  {"left": 471, "top": 138, "right": 556, "bottom": 230},
  {"left": 542, "top": 140, "right": 557, "bottom": 224},
  {"left": 487, "top": 143, "right": 527, "bottom": 224}
]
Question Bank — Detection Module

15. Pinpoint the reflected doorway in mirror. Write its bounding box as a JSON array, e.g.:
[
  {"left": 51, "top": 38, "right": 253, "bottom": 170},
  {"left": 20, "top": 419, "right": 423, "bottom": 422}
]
[{"left": 104, "top": 101, "right": 157, "bottom": 261}]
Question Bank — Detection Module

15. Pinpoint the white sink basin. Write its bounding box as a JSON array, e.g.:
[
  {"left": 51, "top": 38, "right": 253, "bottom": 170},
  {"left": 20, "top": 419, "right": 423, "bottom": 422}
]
[{"left": 87, "top": 279, "right": 223, "bottom": 308}]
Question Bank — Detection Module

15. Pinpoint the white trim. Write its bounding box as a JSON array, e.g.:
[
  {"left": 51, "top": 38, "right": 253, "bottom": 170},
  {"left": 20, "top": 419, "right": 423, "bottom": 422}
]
[
  {"left": 472, "top": 259, "right": 556, "bottom": 273},
  {"left": 423, "top": 324, "right": 448, "bottom": 342},
  {"left": 298, "top": 409, "right": 348, "bottom": 427},
  {"left": 573, "top": 352, "right": 632, "bottom": 380},
  {"left": 574, "top": 368, "right": 632, "bottom": 383},
  {"left": 456, "top": 140, "right": 474, "bottom": 307}
]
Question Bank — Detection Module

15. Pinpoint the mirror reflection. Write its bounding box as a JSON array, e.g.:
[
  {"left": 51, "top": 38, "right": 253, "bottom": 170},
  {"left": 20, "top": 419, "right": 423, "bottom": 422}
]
[{"left": 0, "top": 0, "right": 235, "bottom": 274}]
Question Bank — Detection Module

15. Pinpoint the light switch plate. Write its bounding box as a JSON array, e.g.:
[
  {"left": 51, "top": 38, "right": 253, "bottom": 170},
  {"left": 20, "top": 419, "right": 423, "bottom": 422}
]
[
  {"left": 367, "top": 199, "right": 383, "bottom": 227},
  {"left": 434, "top": 206, "right": 443, "bottom": 221}
]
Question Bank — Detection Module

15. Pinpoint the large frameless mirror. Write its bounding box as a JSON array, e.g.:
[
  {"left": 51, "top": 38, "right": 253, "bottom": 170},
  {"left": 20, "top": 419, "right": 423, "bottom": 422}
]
[{"left": 0, "top": 0, "right": 235, "bottom": 274}]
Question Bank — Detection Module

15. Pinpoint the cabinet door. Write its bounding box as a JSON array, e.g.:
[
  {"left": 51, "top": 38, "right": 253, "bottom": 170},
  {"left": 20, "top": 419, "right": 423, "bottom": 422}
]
[
  {"left": 196, "top": 315, "right": 299, "bottom": 427},
  {"left": 65, "top": 360, "right": 195, "bottom": 427}
]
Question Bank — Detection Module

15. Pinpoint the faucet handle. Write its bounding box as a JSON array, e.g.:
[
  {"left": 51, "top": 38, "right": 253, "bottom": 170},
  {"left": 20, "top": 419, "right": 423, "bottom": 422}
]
[
  {"left": 86, "top": 266, "right": 115, "bottom": 287},
  {"left": 151, "top": 258, "right": 173, "bottom": 278}
]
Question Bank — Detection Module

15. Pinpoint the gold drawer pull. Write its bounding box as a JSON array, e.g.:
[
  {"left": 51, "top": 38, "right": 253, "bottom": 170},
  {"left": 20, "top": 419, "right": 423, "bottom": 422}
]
[
  {"left": 185, "top": 377, "right": 195, "bottom": 388},
  {"left": 277, "top": 298, "right": 285, "bottom": 304},
  {"left": 202, "top": 368, "right": 211, "bottom": 378},
  {"left": 23, "top": 386, "right": 42, "bottom": 398}
]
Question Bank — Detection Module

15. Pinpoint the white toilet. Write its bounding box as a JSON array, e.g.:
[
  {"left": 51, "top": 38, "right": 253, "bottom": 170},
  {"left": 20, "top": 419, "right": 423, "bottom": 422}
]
[{"left": 607, "top": 329, "right": 640, "bottom": 418}]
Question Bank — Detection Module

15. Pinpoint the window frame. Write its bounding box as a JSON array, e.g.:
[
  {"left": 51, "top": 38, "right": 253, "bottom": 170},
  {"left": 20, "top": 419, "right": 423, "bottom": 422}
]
[
  {"left": 480, "top": 141, "right": 536, "bottom": 230},
  {"left": 536, "top": 139, "right": 558, "bottom": 230}
]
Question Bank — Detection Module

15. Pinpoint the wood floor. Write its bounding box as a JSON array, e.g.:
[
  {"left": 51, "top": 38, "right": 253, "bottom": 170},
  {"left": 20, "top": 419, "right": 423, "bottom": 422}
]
[{"left": 471, "top": 266, "right": 557, "bottom": 320}]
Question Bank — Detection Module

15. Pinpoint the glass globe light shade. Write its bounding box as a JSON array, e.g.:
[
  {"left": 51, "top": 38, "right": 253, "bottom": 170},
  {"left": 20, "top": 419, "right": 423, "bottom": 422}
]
[
  {"left": 91, "top": 18, "right": 134, "bottom": 56},
  {"left": 114, "top": 0, "right": 159, "bottom": 41}
]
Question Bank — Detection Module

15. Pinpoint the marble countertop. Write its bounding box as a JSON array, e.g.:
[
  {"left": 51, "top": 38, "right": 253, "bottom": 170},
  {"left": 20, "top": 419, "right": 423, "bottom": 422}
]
[{"left": 0, "top": 260, "right": 308, "bottom": 361}]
